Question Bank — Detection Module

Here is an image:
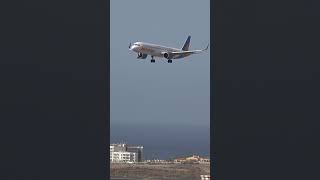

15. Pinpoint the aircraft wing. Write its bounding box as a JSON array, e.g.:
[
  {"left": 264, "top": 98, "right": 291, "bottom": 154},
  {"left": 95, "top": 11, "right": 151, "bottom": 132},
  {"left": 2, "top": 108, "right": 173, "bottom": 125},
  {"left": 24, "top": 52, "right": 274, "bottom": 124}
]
[{"left": 171, "top": 44, "right": 209, "bottom": 55}]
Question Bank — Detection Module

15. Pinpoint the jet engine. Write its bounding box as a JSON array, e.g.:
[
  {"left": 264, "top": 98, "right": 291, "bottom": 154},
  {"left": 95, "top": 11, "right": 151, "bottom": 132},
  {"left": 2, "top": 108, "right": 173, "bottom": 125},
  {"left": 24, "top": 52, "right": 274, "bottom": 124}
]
[
  {"left": 162, "top": 52, "right": 173, "bottom": 59},
  {"left": 137, "top": 52, "right": 148, "bottom": 59}
]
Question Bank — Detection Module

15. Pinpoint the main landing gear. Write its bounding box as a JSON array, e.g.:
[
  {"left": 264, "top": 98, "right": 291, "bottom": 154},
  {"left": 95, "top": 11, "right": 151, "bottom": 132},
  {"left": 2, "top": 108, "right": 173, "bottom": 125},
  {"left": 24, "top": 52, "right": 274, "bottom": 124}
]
[
  {"left": 151, "top": 56, "right": 155, "bottom": 63},
  {"left": 168, "top": 59, "right": 172, "bottom": 63}
]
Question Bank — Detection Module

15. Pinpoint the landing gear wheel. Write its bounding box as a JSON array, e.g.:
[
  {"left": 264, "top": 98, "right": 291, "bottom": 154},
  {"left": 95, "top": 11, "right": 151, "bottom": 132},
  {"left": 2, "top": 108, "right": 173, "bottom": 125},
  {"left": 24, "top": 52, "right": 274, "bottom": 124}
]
[
  {"left": 168, "top": 59, "right": 172, "bottom": 63},
  {"left": 151, "top": 56, "right": 155, "bottom": 63}
]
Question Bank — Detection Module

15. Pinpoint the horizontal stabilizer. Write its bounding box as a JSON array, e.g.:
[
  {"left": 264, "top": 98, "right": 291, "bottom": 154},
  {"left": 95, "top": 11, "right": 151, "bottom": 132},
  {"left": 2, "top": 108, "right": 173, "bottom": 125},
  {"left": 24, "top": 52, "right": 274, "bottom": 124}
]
[{"left": 172, "top": 44, "right": 209, "bottom": 56}]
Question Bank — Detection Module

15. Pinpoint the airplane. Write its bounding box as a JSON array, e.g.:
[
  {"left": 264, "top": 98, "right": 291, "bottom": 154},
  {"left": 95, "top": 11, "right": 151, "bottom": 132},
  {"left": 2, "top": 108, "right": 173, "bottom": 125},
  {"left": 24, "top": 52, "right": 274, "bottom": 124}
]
[{"left": 128, "top": 36, "right": 209, "bottom": 63}]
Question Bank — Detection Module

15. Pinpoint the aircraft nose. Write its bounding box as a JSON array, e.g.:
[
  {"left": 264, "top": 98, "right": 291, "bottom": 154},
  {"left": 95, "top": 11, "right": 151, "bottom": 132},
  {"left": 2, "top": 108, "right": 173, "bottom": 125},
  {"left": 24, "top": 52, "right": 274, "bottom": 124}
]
[
  {"left": 130, "top": 45, "right": 137, "bottom": 51},
  {"left": 129, "top": 43, "right": 136, "bottom": 51}
]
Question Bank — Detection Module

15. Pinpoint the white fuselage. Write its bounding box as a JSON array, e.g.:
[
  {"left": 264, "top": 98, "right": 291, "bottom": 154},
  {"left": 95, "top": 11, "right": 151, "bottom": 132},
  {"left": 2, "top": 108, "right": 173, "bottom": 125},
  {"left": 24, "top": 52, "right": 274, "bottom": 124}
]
[{"left": 129, "top": 42, "right": 187, "bottom": 59}]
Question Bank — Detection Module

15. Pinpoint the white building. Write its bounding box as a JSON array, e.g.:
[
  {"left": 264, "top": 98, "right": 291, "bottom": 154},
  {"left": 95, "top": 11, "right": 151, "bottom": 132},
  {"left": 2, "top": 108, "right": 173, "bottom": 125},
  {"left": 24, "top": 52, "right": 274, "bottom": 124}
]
[
  {"left": 110, "top": 145, "right": 114, "bottom": 152},
  {"left": 110, "top": 144, "right": 138, "bottom": 163},
  {"left": 110, "top": 151, "right": 137, "bottom": 163}
]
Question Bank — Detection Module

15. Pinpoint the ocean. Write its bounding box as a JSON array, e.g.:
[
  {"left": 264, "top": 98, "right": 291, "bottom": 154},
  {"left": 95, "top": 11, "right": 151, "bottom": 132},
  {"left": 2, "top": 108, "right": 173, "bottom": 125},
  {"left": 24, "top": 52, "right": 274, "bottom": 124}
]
[{"left": 110, "top": 122, "right": 210, "bottom": 160}]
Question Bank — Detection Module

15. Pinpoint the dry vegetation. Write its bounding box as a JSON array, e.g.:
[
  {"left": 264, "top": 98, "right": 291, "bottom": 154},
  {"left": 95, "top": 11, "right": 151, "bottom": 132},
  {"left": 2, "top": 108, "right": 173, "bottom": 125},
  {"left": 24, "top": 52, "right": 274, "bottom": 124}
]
[{"left": 111, "top": 163, "right": 210, "bottom": 180}]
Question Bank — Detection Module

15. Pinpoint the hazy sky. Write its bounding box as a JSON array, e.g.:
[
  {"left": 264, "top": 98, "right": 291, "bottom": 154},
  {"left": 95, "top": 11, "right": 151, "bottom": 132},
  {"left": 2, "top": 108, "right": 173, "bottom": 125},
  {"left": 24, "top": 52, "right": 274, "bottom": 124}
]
[{"left": 110, "top": 0, "right": 210, "bottom": 159}]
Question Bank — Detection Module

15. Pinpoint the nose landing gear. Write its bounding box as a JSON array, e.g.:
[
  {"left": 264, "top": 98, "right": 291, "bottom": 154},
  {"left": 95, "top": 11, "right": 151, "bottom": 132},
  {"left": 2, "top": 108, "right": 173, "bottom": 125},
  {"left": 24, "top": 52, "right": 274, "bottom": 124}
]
[{"left": 168, "top": 59, "right": 172, "bottom": 63}]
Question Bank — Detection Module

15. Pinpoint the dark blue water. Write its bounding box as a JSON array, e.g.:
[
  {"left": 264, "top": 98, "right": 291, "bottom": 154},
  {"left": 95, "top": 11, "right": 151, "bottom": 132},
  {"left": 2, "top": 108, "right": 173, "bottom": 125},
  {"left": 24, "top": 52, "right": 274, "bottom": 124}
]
[{"left": 110, "top": 122, "right": 210, "bottom": 160}]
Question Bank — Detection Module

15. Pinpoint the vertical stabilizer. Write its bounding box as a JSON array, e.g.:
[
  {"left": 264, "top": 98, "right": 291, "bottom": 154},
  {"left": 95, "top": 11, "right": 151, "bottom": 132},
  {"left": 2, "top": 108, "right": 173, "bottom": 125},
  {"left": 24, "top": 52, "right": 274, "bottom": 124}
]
[{"left": 182, "top": 35, "right": 191, "bottom": 51}]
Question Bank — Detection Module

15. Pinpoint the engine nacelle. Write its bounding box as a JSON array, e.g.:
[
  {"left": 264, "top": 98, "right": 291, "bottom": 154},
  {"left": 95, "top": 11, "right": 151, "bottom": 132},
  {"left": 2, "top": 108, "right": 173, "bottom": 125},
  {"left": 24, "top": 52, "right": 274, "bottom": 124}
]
[
  {"left": 137, "top": 52, "right": 147, "bottom": 59},
  {"left": 162, "top": 52, "right": 173, "bottom": 59}
]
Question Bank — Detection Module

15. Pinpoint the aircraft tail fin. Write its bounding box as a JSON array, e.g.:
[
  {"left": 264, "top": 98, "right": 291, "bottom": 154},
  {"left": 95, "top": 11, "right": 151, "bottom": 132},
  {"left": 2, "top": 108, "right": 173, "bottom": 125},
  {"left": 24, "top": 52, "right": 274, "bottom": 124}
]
[{"left": 182, "top": 35, "right": 191, "bottom": 51}]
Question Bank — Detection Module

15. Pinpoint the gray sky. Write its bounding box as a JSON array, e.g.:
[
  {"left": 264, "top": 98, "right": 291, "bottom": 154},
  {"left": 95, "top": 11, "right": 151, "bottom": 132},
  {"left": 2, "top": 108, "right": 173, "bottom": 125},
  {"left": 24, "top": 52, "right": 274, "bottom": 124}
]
[{"left": 110, "top": 0, "right": 210, "bottom": 159}]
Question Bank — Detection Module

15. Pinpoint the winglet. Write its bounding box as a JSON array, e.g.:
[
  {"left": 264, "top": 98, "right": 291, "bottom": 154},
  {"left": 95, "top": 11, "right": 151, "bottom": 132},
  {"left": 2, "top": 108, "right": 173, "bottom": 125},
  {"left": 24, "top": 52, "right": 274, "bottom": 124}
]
[{"left": 203, "top": 44, "right": 209, "bottom": 51}]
